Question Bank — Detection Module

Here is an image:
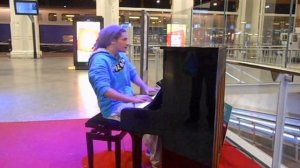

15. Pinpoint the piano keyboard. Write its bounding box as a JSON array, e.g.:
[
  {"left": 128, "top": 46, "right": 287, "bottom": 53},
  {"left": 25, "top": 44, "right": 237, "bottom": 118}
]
[{"left": 134, "top": 94, "right": 157, "bottom": 109}]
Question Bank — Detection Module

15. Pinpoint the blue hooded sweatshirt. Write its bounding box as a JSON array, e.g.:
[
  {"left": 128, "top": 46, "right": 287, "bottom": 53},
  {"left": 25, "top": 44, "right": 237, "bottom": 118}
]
[{"left": 88, "top": 49, "right": 138, "bottom": 118}]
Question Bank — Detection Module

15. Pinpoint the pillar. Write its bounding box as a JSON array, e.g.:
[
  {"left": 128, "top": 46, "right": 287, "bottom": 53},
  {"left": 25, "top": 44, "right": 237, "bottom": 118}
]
[
  {"left": 171, "top": 0, "right": 194, "bottom": 45},
  {"left": 96, "top": 0, "right": 119, "bottom": 26},
  {"left": 9, "top": 0, "right": 42, "bottom": 58},
  {"left": 237, "top": 0, "right": 265, "bottom": 46},
  {"left": 235, "top": 0, "right": 247, "bottom": 45}
]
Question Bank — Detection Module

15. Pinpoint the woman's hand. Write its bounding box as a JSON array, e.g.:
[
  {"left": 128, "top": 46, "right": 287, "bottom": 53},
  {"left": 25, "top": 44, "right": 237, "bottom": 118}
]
[
  {"left": 131, "top": 95, "right": 153, "bottom": 103},
  {"left": 143, "top": 86, "right": 160, "bottom": 95},
  {"left": 133, "top": 76, "right": 160, "bottom": 95}
]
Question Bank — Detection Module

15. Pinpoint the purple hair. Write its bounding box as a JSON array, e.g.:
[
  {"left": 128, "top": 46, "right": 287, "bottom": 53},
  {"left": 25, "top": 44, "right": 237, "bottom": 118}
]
[{"left": 93, "top": 24, "right": 126, "bottom": 50}]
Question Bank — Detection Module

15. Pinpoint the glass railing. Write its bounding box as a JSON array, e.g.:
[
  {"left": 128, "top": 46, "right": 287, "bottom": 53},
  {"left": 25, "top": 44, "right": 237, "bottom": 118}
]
[
  {"left": 225, "top": 60, "right": 300, "bottom": 168},
  {"left": 226, "top": 46, "right": 300, "bottom": 71}
]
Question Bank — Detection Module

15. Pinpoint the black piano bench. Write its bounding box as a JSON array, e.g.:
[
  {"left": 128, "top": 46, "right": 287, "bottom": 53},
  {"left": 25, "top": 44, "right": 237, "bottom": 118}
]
[{"left": 85, "top": 113, "right": 127, "bottom": 168}]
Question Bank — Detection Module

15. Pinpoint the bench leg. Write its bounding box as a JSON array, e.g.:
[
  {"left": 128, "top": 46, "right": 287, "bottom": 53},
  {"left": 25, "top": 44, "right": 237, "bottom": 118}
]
[
  {"left": 86, "top": 132, "right": 94, "bottom": 168},
  {"left": 106, "top": 130, "right": 112, "bottom": 151},
  {"left": 115, "top": 140, "right": 121, "bottom": 168}
]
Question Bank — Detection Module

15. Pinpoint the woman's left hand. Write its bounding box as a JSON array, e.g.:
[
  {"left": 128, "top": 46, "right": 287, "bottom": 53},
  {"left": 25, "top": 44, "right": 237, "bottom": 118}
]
[{"left": 144, "top": 86, "right": 160, "bottom": 95}]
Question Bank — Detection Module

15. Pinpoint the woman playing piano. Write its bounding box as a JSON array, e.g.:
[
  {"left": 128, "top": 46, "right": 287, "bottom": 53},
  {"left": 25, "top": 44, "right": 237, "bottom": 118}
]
[{"left": 88, "top": 24, "right": 161, "bottom": 168}]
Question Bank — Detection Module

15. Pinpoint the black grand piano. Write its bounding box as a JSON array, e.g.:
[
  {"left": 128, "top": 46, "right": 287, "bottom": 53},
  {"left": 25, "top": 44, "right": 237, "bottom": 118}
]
[{"left": 121, "top": 47, "right": 226, "bottom": 168}]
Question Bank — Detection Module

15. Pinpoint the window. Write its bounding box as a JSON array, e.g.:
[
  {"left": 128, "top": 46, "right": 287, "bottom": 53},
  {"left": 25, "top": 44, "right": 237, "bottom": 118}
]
[
  {"left": 62, "top": 14, "right": 78, "bottom": 22},
  {"left": 48, "top": 13, "right": 57, "bottom": 21}
]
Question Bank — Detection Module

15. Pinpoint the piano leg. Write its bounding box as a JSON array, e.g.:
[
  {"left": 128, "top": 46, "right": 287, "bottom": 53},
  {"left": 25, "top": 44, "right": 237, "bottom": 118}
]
[{"left": 129, "top": 132, "right": 143, "bottom": 168}]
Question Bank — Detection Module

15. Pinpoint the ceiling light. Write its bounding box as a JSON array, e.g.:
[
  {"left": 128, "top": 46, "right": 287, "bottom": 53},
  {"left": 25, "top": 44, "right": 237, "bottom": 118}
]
[
  {"left": 150, "top": 17, "right": 159, "bottom": 20},
  {"left": 129, "top": 16, "right": 140, "bottom": 19}
]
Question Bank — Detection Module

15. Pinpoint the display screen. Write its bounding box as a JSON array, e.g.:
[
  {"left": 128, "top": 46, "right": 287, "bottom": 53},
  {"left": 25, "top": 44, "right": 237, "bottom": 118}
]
[
  {"left": 76, "top": 21, "right": 100, "bottom": 62},
  {"left": 14, "top": 1, "right": 39, "bottom": 15}
]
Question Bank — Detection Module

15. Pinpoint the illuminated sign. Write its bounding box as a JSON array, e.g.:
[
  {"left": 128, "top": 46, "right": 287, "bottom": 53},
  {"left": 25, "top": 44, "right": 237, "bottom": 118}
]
[
  {"left": 73, "top": 16, "right": 103, "bottom": 70},
  {"left": 167, "top": 24, "right": 187, "bottom": 46},
  {"left": 76, "top": 21, "right": 100, "bottom": 62}
]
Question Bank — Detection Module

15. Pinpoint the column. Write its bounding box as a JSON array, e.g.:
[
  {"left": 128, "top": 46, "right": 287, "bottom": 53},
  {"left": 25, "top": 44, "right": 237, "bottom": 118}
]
[
  {"left": 241, "top": 0, "right": 264, "bottom": 45},
  {"left": 172, "top": 0, "right": 193, "bottom": 14},
  {"left": 171, "top": 0, "right": 194, "bottom": 45},
  {"left": 236, "top": 0, "right": 247, "bottom": 45},
  {"left": 9, "top": 0, "right": 42, "bottom": 58},
  {"left": 96, "top": 0, "right": 119, "bottom": 26}
]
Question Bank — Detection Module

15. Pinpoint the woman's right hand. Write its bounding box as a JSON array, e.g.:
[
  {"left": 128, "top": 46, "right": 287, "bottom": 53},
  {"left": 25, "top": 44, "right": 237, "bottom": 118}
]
[{"left": 131, "top": 95, "right": 153, "bottom": 103}]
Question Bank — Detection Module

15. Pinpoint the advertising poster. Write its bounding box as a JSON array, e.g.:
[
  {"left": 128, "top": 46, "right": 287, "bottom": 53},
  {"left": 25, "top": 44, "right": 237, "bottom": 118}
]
[
  {"left": 76, "top": 21, "right": 100, "bottom": 62},
  {"left": 167, "top": 24, "right": 186, "bottom": 46}
]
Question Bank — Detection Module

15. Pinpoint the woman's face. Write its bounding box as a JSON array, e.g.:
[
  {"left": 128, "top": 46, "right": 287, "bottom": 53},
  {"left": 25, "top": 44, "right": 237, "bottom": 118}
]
[{"left": 115, "top": 32, "right": 129, "bottom": 52}]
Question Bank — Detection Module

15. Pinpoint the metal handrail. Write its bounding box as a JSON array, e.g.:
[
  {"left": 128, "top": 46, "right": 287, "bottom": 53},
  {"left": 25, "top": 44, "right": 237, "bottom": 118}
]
[
  {"left": 227, "top": 59, "right": 300, "bottom": 76},
  {"left": 231, "top": 114, "right": 300, "bottom": 139},
  {"left": 229, "top": 115, "right": 300, "bottom": 163},
  {"left": 227, "top": 47, "right": 300, "bottom": 51}
]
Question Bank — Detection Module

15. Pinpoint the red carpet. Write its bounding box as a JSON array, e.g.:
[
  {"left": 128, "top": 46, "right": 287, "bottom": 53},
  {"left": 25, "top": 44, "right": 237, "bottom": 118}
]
[
  {"left": 82, "top": 151, "right": 151, "bottom": 168},
  {"left": 0, "top": 119, "right": 261, "bottom": 168},
  {"left": 220, "top": 141, "right": 261, "bottom": 168}
]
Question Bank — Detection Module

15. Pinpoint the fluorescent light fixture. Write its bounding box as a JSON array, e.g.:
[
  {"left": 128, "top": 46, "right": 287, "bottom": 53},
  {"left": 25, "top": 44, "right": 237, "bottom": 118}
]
[
  {"left": 129, "top": 16, "right": 140, "bottom": 19},
  {"left": 193, "top": 10, "right": 209, "bottom": 14},
  {"left": 150, "top": 17, "right": 159, "bottom": 20},
  {"left": 193, "top": 24, "right": 200, "bottom": 28},
  {"left": 265, "top": 5, "right": 270, "bottom": 9}
]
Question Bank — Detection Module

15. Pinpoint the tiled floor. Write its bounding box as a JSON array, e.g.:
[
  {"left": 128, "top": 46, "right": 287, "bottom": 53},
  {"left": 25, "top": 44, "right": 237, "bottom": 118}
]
[
  {"left": 0, "top": 53, "right": 99, "bottom": 122},
  {"left": 0, "top": 51, "right": 163, "bottom": 122}
]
